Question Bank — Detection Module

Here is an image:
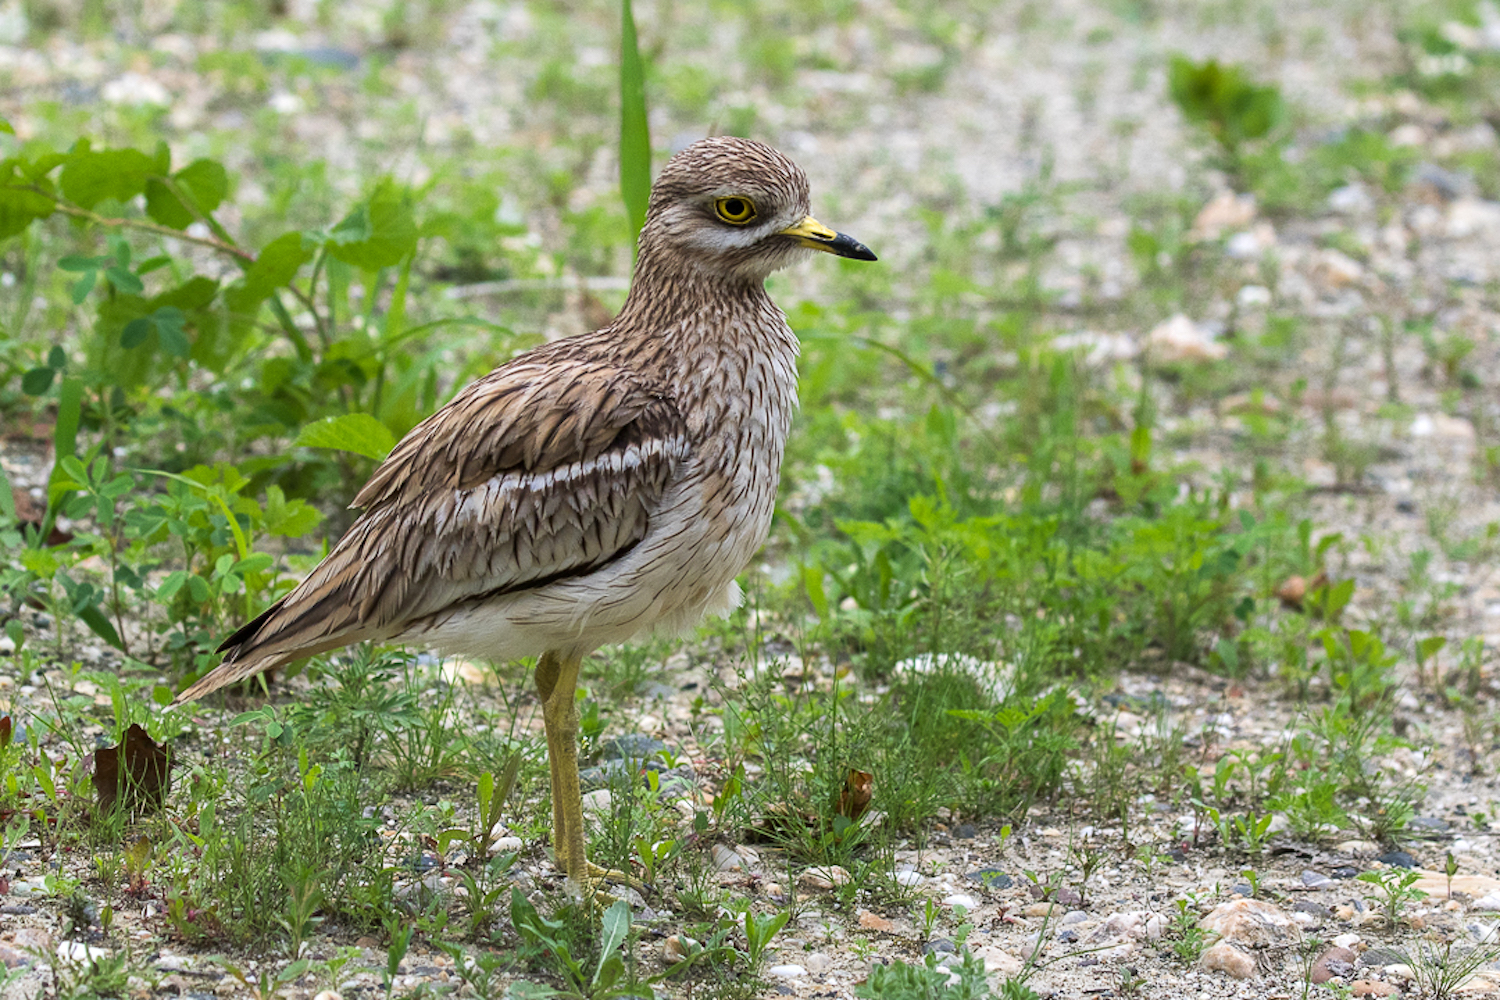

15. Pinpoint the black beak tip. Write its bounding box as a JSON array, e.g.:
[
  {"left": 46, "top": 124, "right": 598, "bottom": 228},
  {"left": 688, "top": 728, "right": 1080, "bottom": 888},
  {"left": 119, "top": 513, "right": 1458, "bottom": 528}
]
[{"left": 832, "top": 233, "right": 878, "bottom": 262}]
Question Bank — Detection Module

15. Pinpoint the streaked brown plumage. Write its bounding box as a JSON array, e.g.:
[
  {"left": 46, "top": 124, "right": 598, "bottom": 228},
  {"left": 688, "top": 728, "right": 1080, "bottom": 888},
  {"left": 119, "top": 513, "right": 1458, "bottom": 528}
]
[{"left": 176, "top": 136, "right": 876, "bottom": 888}]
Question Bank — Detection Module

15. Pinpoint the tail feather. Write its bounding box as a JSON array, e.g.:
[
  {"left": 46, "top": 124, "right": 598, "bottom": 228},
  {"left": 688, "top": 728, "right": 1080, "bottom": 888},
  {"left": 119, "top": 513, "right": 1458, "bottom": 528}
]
[{"left": 175, "top": 596, "right": 362, "bottom": 703}]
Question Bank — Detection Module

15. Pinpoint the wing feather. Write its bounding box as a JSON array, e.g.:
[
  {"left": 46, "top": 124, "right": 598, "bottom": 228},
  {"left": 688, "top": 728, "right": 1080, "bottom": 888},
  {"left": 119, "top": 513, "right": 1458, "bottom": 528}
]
[{"left": 176, "top": 357, "right": 689, "bottom": 702}]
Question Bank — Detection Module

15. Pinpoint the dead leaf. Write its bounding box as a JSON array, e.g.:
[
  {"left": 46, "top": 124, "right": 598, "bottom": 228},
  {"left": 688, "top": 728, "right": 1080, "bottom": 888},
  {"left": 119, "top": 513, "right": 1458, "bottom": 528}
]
[
  {"left": 0, "top": 716, "right": 10, "bottom": 751},
  {"left": 836, "top": 769, "right": 873, "bottom": 822},
  {"left": 10, "top": 488, "right": 72, "bottom": 546},
  {"left": 93, "top": 724, "right": 172, "bottom": 816}
]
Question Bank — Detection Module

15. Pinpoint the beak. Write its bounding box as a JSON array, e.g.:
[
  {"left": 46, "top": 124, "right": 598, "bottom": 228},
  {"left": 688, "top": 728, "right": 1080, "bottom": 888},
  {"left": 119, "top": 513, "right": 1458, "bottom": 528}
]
[{"left": 778, "top": 216, "right": 878, "bottom": 261}]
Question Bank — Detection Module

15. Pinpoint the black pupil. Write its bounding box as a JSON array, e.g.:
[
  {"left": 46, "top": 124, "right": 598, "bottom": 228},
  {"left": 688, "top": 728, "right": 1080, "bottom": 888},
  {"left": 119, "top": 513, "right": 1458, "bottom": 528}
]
[{"left": 724, "top": 199, "right": 745, "bottom": 218}]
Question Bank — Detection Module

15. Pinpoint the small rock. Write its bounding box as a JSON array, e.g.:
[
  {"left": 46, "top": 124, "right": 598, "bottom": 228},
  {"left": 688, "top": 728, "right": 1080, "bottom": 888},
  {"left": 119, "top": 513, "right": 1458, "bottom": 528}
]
[
  {"left": 1293, "top": 900, "right": 1331, "bottom": 919},
  {"left": 1375, "top": 851, "right": 1414, "bottom": 869},
  {"left": 858, "top": 909, "right": 895, "bottom": 933},
  {"left": 599, "top": 734, "right": 666, "bottom": 760},
  {"left": 663, "top": 936, "right": 695, "bottom": 963},
  {"left": 313, "top": 992, "right": 342, "bottom": 1000},
  {"left": 894, "top": 870, "right": 925, "bottom": 888},
  {"left": 1336, "top": 841, "right": 1381, "bottom": 858},
  {"left": 1333, "top": 933, "right": 1362, "bottom": 949},
  {"left": 1311, "top": 945, "right": 1358, "bottom": 984},
  {"left": 712, "top": 845, "right": 744, "bottom": 872},
  {"left": 1236, "top": 284, "right": 1272, "bottom": 309},
  {"left": 57, "top": 941, "right": 110, "bottom": 962},
  {"left": 942, "top": 893, "right": 977, "bottom": 909},
  {"left": 490, "top": 836, "right": 523, "bottom": 855},
  {"left": 1089, "top": 911, "right": 1165, "bottom": 942},
  {"left": 11, "top": 929, "right": 50, "bottom": 954},
  {"left": 1351, "top": 982, "right": 1398, "bottom": 998},
  {"left": 1301, "top": 869, "right": 1334, "bottom": 889},
  {"left": 805, "top": 952, "right": 832, "bottom": 974},
  {"left": 768, "top": 964, "right": 806, "bottom": 979},
  {"left": 1192, "top": 191, "right": 1257, "bottom": 240},
  {"left": 1148, "top": 314, "right": 1228, "bottom": 363},
  {"left": 1025, "top": 902, "right": 1061, "bottom": 918},
  {"left": 439, "top": 660, "right": 488, "bottom": 686},
  {"left": 1061, "top": 910, "right": 1090, "bottom": 925},
  {"left": 1200, "top": 898, "right": 1302, "bottom": 948},
  {"left": 923, "top": 938, "right": 956, "bottom": 955},
  {"left": 1313, "top": 249, "right": 1364, "bottom": 289},
  {"left": 0, "top": 946, "right": 26, "bottom": 968},
  {"left": 1473, "top": 894, "right": 1500, "bottom": 912},
  {"left": 581, "top": 789, "right": 612, "bottom": 815},
  {"left": 799, "top": 865, "right": 850, "bottom": 890},
  {"left": 1408, "top": 816, "right": 1448, "bottom": 832},
  {"left": 965, "top": 868, "right": 1012, "bottom": 889},
  {"left": 1446, "top": 198, "right": 1500, "bottom": 238},
  {"left": 1328, "top": 184, "right": 1374, "bottom": 214},
  {"left": 974, "top": 946, "right": 1023, "bottom": 976},
  {"left": 1200, "top": 941, "right": 1257, "bottom": 979}
]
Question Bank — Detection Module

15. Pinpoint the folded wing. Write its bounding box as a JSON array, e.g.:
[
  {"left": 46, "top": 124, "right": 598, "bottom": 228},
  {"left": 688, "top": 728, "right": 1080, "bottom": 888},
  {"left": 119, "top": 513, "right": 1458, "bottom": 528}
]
[{"left": 176, "top": 354, "right": 689, "bottom": 702}]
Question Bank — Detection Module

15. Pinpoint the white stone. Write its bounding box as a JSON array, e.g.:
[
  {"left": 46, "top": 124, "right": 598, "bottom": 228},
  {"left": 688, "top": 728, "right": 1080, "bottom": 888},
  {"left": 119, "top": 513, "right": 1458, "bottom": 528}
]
[
  {"left": 1447, "top": 198, "right": 1500, "bottom": 238},
  {"left": 581, "top": 789, "right": 612, "bottom": 815},
  {"left": 893, "top": 870, "right": 925, "bottom": 888},
  {"left": 768, "top": 964, "right": 806, "bottom": 979},
  {"left": 943, "top": 893, "right": 978, "bottom": 909},
  {"left": 712, "top": 844, "right": 744, "bottom": 872},
  {"left": 102, "top": 72, "right": 170, "bottom": 106},
  {"left": 57, "top": 941, "right": 111, "bottom": 962},
  {"left": 1192, "top": 191, "right": 1256, "bottom": 240},
  {"left": 1200, "top": 941, "right": 1257, "bottom": 979},
  {"left": 1147, "top": 314, "right": 1228, "bottom": 363},
  {"left": 1200, "top": 898, "right": 1302, "bottom": 948},
  {"left": 974, "top": 946, "right": 1023, "bottom": 976},
  {"left": 1236, "top": 285, "right": 1272, "bottom": 309}
]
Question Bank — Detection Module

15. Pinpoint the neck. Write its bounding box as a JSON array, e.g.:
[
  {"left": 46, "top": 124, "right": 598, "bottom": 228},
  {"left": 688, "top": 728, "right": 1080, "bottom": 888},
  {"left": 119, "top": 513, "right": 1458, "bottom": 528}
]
[{"left": 615, "top": 240, "right": 770, "bottom": 336}]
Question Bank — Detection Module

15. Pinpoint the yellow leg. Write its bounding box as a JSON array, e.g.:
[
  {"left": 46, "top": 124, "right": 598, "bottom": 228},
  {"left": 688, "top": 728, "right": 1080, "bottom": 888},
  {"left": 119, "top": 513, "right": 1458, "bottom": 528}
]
[
  {"left": 535, "top": 650, "right": 588, "bottom": 886},
  {"left": 534, "top": 651, "right": 647, "bottom": 900}
]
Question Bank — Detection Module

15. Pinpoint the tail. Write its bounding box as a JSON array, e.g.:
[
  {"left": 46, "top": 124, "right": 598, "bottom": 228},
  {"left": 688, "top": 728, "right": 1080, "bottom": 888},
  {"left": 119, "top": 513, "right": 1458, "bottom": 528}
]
[{"left": 174, "top": 597, "right": 360, "bottom": 703}]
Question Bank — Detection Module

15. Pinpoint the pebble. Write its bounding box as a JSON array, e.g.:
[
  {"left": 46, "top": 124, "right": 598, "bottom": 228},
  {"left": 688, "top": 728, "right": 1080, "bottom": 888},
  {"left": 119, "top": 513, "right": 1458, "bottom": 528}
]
[
  {"left": 1351, "top": 982, "right": 1398, "bottom": 998},
  {"left": 0, "top": 946, "right": 25, "bottom": 968},
  {"left": 964, "top": 868, "right": 1011, "bottom": 888},
  {"left": 1199, "top": 898, "right": 1302, "bottom": 948},
  {"left": 1089, "top": 910, "right": 1165, "bottom": 942},
  {"left": 1311, "top": 945, "right": 1357, "bottom": 984},
  {"left": 973, "top": 946, "right": 1022, "bottom": 976},
  {"left": 663, "top": 935, "right": 695, "bottom": 962},
  {"left": 712, "top": 844, "right": 744, "bottom": 872},
  {"left": 581, "top": 789, "right": 612, "bottom": 815},
  {"left": 1336, "top": 840, "right": 1381, "bottom": 858},
  {"left": 57, "top": 941, "right": 110, "bottom": 962},
  {"left": 857, "top": 910, "right": 895, "bottom": 933},
  {"left": 1147, "top": 314, "right": 1227, "bottom": 363},
  {"left": 768, "top": 964, "right": 806, "bottom": 979},
  {"left": 942, "top": 893, "right": 977, "bottom": 909},
  {"left": 598, "top": 734, "right": 666, "bottom": 760},
  {"left": 893, "top": 870, "right": 925, "bottom": 888},
  {"left": 805, "top": 952, "right": 832, "bottom": 974},
  {"left": 1301, "top": 869, "right": 1334, "bottom": 889},
  {"left": 923, "top": 938, "right": 955, "bottom": 955},
  {"left": 1199, "top": 941, "right": 1257, "bottom": 979},
  {"left": 1375, "top": 850, "right": 1414, "bottom": 869},
  {"left": 799, "top": 866, "right": 850, "bottom": 890},
  {"left": 312, "top": 992, "right": 342, "bottom": 1000}
]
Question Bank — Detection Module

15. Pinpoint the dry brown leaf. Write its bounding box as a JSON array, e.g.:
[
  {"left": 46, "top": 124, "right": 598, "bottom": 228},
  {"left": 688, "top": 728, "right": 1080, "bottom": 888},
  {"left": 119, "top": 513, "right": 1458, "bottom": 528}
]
[
  {"left": 836, "top": 768, "right": 873, "bottom": 822},
  {"left": 93, "top": 724, "right": 172, "bottom": 816}
]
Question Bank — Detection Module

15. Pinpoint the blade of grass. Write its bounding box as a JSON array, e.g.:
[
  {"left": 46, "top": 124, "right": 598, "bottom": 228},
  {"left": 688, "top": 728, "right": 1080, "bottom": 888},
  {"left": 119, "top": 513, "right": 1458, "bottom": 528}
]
[{"left": 619, "top": 0, "right": 651, "bottom": 254}]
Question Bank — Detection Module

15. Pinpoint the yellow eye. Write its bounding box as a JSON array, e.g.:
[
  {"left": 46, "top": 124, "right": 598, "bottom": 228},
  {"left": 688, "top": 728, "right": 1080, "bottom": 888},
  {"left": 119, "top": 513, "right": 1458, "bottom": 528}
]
[{"left": 714, "top": 197, "right": 757, "bottom": 225}]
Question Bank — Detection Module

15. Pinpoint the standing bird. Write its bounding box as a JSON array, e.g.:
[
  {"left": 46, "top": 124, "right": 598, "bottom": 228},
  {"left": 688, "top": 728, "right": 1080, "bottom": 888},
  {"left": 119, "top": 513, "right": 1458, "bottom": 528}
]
[{"left": 176, "top": 136, "right": 877, "bottom": 889}]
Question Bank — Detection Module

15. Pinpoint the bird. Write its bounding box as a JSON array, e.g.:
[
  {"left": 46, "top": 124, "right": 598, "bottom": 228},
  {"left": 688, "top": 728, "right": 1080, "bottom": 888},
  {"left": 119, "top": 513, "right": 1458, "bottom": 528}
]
[{"left": 175, "top": 136, "right": 877, "bottom": 891}]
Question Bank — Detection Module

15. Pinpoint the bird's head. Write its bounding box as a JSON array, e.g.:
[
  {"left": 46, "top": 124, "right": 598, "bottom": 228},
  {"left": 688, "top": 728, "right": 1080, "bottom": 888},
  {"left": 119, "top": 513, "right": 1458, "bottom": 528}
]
[{"left": 637, "top": 136, "right": 876, "bottom": 284}]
